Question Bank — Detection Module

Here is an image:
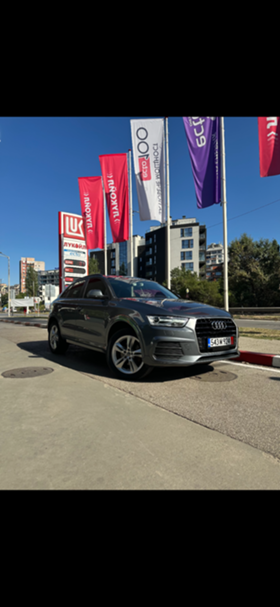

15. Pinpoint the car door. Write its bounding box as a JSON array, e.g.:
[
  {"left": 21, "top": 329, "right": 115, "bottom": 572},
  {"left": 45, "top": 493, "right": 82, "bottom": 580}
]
[
  {"left": 58, "top": 278, "right": 87, "bottom": 342},
  {"left": 77, "top": 276, "right": 112, "bottom": 351}
]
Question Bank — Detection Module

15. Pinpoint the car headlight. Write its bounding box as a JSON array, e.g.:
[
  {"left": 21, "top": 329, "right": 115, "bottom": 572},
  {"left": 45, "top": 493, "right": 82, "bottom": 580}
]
[{"left": 147, "top": 315, "right": 189, "bottom": 328}]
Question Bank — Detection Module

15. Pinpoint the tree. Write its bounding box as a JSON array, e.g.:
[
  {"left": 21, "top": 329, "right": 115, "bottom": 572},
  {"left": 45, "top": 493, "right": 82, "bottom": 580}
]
[
  {"left": 1, "top": 293, "right": 8, "bottom": 307},
  {"left": 228, "top": 233, "right": 280, "bottom": 306},
  {"left": 88, "top": 255, "right": 100, "bottom": 275},
  {"left": 16, "top": 292, "right": 26, "bottom": 299},
  {"left": 25, "top": 266, "right": 38, "bottom": 297},
  {"left": 170, "top": 267, "right": 223, "bottom": 307}
]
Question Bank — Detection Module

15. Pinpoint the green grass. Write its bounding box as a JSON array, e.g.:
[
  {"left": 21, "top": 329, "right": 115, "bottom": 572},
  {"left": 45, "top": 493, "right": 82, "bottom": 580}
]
[
  {"left": 233, "top": 315, "right": 280, "bottom": 321},
  {"left": 239, "top": 328, "right": 280, "bottom": 340}
]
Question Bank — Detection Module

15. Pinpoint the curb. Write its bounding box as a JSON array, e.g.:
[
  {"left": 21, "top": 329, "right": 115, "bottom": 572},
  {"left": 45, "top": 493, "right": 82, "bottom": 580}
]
[
  {"left": 0, "top": 319, "right": 47, "bottom": 329},
  {"left": 233, "top": 350, "right": 280, "bottom": 368}
]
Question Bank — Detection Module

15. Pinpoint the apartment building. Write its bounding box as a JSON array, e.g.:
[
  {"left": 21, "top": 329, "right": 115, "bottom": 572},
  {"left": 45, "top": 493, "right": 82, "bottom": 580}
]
[
  {"left": 90, "top": 235, "right": 145, "bottom": 276},
  {"left": 206, "top": 243, "right": 224, "bottom": 280},
  {"left": 19, "top": 257, "right": 45, "bottom": 292},
  {"left": 139, "top": 217, "right": 207, "bottom": 284},
  {"left": 37, "top": 269, "right": 59, "bottom": 297},
  {"left": 90, "top": 217, "right": 206, "bottom": 284}
]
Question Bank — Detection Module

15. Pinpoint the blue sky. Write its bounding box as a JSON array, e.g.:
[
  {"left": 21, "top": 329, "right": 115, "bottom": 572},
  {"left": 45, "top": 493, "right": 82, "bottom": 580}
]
[{"left": 1, "top": 116, "right": 280, "bottom": 286}]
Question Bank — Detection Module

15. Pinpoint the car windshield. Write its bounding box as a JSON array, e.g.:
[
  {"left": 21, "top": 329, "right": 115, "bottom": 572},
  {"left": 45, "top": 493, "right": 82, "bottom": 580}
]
[{"left": 107, "top": 277, "right": 178, "bottom": 300}]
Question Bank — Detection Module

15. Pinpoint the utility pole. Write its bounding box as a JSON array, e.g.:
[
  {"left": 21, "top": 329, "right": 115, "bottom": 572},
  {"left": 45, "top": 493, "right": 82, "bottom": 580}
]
[{"left": 0, "top": 252, "right": 10, "bottom": 317}]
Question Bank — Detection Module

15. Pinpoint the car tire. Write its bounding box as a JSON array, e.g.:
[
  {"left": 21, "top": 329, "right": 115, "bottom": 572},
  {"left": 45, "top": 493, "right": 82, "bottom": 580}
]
[
  {"left": 48, "top": 321, "right": 68, "bottom": 355},
  {"left": 107, "top": 328, "right": 153, "bottom": 381}
]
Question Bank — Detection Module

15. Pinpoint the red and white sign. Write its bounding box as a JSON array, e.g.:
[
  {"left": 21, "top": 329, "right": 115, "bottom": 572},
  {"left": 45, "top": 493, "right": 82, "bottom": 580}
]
[
  {"left": 99, "top": 154, "right": 129, "bottom": 243},
  {"left": 258, "top": 117, "right": 280, "bottom": 177},
  {"left": 59, "top": 212, "right": 88, "bottom": 292},
  {"left": 78, "top": 176, "right": 104, "bottom": 250},
  {"left": 63, "top": 214, "right": 85, "bottom": 240},
  {"left": 138, "top": 156, "right": 151, "bottom": 181}
]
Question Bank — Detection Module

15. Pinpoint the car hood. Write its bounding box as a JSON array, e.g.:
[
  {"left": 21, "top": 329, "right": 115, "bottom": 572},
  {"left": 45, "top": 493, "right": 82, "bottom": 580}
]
[{"left": 122, "top": 298, "right": 231, "bottom": 318}]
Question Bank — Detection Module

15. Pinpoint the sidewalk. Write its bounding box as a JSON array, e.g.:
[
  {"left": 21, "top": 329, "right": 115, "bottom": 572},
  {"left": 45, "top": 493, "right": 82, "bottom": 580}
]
[{"left": 0, "top": 317, "right": 47, "bottom": 328}]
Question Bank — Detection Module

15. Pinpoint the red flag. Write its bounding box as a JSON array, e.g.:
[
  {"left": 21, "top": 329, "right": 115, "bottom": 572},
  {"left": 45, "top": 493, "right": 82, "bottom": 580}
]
[
  {"left": 258, "top": 117, "right": 280, "bottom": 177},
  {"left": 78, "top": 176, "right": 104, "bottom": 249},
  {"left": 99, "top": 154, "right": 129, "bottom": 242}
]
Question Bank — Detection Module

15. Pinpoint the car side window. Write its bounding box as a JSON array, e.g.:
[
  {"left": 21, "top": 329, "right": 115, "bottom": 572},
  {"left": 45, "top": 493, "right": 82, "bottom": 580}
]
[
  {"left": 65, "top": 279, "right": 86, "bottom": 299},
  {"left": 60, "top": 286, "right": 70, "bottom": 298},
  {"left": 84, "top": 277, "right": 109, "bottom": 298}
]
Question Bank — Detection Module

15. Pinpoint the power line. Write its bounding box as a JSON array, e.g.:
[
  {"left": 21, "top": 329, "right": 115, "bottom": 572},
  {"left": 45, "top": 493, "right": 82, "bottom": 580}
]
[{"left": 207, "top": 197, "right": 280, "bottom": 230}]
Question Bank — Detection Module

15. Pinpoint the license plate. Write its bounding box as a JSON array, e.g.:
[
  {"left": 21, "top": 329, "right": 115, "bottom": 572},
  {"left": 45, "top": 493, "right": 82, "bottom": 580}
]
[{"left": 208, "top": 336, "right": 232, "bottom": 348}]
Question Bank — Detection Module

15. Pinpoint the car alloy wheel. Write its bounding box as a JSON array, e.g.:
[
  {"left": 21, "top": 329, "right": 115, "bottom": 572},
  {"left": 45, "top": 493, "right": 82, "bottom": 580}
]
[
  {"left": 50, "top": 324, "right": 59, "bottom": 351},
  {"left": 48, "top": 321, "right": 68, "bottom": 355},
  {"left": 112, "top": 334, "right": 144, "bottom": 375},
  {"left": 107, "top": 328, "right": 152, "bottom": 380}
]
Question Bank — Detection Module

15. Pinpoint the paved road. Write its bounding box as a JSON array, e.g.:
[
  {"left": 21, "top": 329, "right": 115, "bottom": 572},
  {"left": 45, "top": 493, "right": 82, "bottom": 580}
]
[
  {"left": 1, "top": 322, "right": 280, "bottom": 489},
  {"left": 2, "top": 323, "right": 280, "bottom": 447}
]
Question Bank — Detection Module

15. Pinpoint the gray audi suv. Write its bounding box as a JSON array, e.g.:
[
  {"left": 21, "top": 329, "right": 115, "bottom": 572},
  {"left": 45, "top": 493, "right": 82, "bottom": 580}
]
[{"left": 48, "top": 274, "right": 239, "bottom": 380}]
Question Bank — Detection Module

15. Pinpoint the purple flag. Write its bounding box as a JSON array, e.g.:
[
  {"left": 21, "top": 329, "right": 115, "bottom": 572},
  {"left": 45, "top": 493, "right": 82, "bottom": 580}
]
[{"left": 183, "top": 117, "right": 221, "bottom": 209}]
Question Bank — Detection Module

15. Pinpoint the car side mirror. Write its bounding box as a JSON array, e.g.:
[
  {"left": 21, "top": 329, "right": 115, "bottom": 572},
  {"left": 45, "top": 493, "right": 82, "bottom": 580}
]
[{"left": 86, "top": 289, "right": 106, "bottom": 299}]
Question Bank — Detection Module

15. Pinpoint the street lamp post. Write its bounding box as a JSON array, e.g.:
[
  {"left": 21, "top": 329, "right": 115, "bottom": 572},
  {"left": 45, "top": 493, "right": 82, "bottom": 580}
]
[{"left": 0, "top": 252, "right": 10, "bottom": 317}]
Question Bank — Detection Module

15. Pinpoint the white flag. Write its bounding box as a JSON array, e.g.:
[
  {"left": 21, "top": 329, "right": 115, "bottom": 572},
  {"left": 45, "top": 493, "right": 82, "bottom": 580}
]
[{"left": 130, "top": 118, "right": 165, "bottom": 222}]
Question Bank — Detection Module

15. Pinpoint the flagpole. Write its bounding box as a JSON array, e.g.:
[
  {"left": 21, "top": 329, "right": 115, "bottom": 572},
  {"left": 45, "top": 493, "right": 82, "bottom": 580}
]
[
  {"left": 165, "top": 117, "right": 171, "bottom": 289},
  {"left": 220, "top": 116, "right": 229, "bottom": 311},
  {"left": 128, "top": 150, "right": 134, "bottom": 277},
  {"left": 101, "top": 176, "right": 107, "bottom": 275},
  {"left": 61, "top": 234, "right": 65, "bottom": 292}
]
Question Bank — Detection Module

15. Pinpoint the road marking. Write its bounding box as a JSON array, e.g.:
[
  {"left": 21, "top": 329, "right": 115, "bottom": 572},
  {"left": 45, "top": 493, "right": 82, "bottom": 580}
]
[{"left": 219, "top": 360, "right": 280, "bottom": 374}]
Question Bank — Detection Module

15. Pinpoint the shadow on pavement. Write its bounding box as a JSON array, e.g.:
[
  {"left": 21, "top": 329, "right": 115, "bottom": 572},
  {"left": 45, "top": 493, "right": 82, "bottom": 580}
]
[{"left": 16, "top": 340, "right": 215, "bottom": 384}]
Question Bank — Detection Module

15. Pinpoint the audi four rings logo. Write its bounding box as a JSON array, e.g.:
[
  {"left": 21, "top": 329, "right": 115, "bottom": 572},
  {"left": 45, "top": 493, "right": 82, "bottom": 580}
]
[{"left": 211, "top": 321, "right": 226, "bottom": 330}]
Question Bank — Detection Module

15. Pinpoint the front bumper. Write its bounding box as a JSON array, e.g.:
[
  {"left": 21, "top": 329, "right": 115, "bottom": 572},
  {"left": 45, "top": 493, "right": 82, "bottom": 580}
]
[{"left": 140, "top": 318, "right": 239, "bottom": 367}]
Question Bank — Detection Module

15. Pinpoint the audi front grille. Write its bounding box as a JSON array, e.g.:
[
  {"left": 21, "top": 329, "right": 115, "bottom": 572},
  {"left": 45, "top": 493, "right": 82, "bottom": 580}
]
[{"left": 195, "top": 318, "right": 237, "bottom": 353}]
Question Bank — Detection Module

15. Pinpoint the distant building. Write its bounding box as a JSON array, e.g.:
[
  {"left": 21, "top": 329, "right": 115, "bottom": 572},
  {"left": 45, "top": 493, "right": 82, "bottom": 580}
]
[
  {"left": 90, "top": 235, "right": 145, "bottom": 276},
  {"left": 90, "top": 217, "right": 207, "bottom": 283},
  {"left": 42, "top": 284, "right": 60, "bottom": 308},
  {"left": 206, "top": 243, "right": 224, "bottom": 280},
  {"left": 0, "top": 283, "right": 7, "bottom": 295},
  {"left": 12, "top": 284, "right": 20, "bottom": 297},
  {"left": 37, "top": 269, "right": 59, "bottom": 298},
  {"left": 1, "top": 283, "right": 19, "bottom": 295},
  {"left": 140, "top": 217, "right": 206, "bottom": 283},
  {"left": 19, "top": 257, "right": 45, "bottom": 292}
]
